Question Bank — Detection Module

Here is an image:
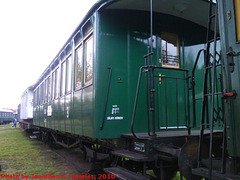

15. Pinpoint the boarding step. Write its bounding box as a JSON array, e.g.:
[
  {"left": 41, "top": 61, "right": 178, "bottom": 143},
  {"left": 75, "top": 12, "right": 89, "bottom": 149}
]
[
  {"left": 112, "top": 149, "right": 157, "bottom": 162},
  {"left": 192, "top": 168, "right": 240, "bottom": 180},
  {"left": 104, "top": 166, "right": 149, "bottom": 180}
]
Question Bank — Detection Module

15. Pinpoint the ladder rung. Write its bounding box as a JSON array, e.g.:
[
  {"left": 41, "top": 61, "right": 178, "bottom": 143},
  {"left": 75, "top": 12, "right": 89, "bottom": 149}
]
[
  {"left": 207, "top": 37, "right": 221, "bottom": 44},
  {"left": 209, "top": 14, "right": 216, "bottom": 19},
  {"left": 206, "top": 64, "right": 222, "bottom": 69},
  {"left": 205, "top": 63, "right": 222, "bottom": 70},
  {"left": 204, "top": 92, "right": 223, "bottom": 97},
  {"left": 201, "top": 122, "right": 224, "bottom": 125},
  {"left": 206, "top": 66, "right": 213, "bottom": 69}
]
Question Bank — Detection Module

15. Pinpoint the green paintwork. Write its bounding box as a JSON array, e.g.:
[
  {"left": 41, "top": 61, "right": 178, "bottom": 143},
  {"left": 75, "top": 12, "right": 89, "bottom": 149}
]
[
  {"left": 218, "top": 0, "right": 240, "bottom": 157},
  {"left": 157, "top": 69, "right": 188, "bottom": 129},
  {"left": 0, "top": 111, "right": 15, "bottom": 122},
  {"left": 33, "top": 7, "right": 223, "bottom": 139},
  {"left": 95, "top": 10, "right": 211, "bottom": 138}
]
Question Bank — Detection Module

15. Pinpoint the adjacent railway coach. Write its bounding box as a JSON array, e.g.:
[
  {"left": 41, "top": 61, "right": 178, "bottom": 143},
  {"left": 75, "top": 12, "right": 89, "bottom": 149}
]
[
  {"left": 0, "top": 109, "right": 15, "bottom": 125},
  {"left": 19, "top": 86, "right": 34, "bottom": 129}
]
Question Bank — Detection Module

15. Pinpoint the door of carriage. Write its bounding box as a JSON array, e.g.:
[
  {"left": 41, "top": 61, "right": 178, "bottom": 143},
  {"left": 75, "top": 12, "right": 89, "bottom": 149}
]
[
  {"left": 157, "top": 32, "right": 190, "bottom": 131},
  {"left": 157, "top": 67, "right": 190, "bottom": 130}
]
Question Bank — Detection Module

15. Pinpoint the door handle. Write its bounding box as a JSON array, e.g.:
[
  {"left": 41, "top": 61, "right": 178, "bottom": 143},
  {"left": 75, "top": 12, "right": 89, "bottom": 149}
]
[{"left": 159, "top": 73, "right": 166, "bottom": 84}]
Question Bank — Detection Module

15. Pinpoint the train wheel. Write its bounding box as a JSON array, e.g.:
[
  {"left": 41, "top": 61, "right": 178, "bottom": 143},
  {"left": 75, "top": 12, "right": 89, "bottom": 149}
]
[
  {"left": 79, "top": 144, "right": 87, "bottom": 160},
  {"left": 178, "top": 139, "right": 208, "bottom": 180},
  {"left": 151, "top": 162, "right": 177, "bottom": 180}
]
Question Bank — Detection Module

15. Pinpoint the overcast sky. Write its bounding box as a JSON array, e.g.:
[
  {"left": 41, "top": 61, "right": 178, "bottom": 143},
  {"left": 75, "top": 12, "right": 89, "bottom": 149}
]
[{"left": 0, "top": 0, "right": 98, "bottom": 109}]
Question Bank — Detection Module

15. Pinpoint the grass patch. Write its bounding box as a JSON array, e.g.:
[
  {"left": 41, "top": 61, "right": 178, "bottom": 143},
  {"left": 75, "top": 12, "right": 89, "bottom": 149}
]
[{"left": 0, "top": 124, "right": 80, "bottom": 179}]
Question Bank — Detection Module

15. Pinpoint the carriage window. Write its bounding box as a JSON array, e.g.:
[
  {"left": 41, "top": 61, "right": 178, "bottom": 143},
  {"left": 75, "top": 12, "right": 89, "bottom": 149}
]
[
  {"left": 45, "top": 77, "right": 51, "bottom": 103},
  {"left": 55, "top": 68, "right": 60, "bottom": 98},
  {"left": 36, "top": 88, "right": 38, "bottom": 105},
  {"left": 161, "top": 32, "right": 179, "bottom": 68},
  {"left": 33, "top": 90, "right": 36, "bottom": 106},
  {"left": 84, "top": 35, "right": 93, "bottom": 86},
  {"left": 48, "top": 77, "right": 51, "bottom": 102},
  {"left": 37, "top": 88, "right": 39, "bottom": 106},
  {"left": 75, "top": 45, "right": 83, "bottom": 89},
  {"left": 61, "top": 61, "right": 66, "bottom": 96},
  {"left": 39, "top": 85, "right": 42, "bottom": 104},
  {"left": 45, "top": 79, "right": 48, "bottom": 102},
  {"left": 52, "top": 72, "right": 55, "bottom": 100},
  {"left": 66, "top": 55, "right": 72, "bottom": 93},
  {"left": 41, "top": 82, "right": 45, "bottom": 104}
]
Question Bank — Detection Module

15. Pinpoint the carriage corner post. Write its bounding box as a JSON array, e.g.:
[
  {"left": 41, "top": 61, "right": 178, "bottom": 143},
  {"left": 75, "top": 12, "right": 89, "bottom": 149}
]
[{"left": 17, "top": 0, "right": 240, "bottom": 179}]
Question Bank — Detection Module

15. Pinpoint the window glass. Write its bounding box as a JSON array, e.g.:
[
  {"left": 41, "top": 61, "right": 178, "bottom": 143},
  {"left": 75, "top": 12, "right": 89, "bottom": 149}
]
[
  {"left": 35, "top": 90, "right": 37, "bottom": 106},
  {"left": 47, "top": 76, "right": 51, "bottom": 102},
  {"left": 161, "top": 32, "right": 179, "bottom": 67},
  {"left": 45, "top": 79, "right": 48, "bottom": 102},
  {"left": 55, "top": 68, "right": 60, "bottom": 98},
  {"left": 35, "top": 88, "right": 38, "bottom": 106},
  {"left": 37, "top": 88, "right": 40, "bottom": 105},
  {"left": 61, "top": 61, "right": 66, "bottom": 96},
  {"left": 52, "top": 72, "right": 55, "bottom": 100},
  {"left": 33, "top": 91, "right": 36, "bottom": 106},
  {"left": 34, "top": 90, "right": 37, "bottom": 106},
  {"left": 75, "top": 45, "right": 83, "bottom": 88},
  {"left": 84, "top": 36, "right": 93, "bottom": 86},
  {"left": 66, "top": 55, "right": 72, "bottom": 92},
  {"left": 39, "top": 85, "right": 42, "bottom": 104},
  {"left": 83, "top": 21, "right": 93, "bottom": 37},
  {"left": 41, "top": 82, "right": 45, "bottom": 104}
]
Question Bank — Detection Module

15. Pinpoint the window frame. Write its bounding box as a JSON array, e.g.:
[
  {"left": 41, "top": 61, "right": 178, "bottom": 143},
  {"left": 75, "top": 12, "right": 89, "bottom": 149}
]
[
  {"left": 55, "top": 67, "right": 60, "bottom": 99},
  {"left": 161, "top": 32, "right": 180, "bottom": 68},
  {"left": 46, "top": 75, "right": 51, "bottom": 102},
  {"left": 61, "top": 60, "right": 66, "bottom": 96},
  {"left": 83, "top": 33, "right": 94, "bottom": 87},
  {"left": 66, "top": 54, "right": 73, "bottom": 93},
  {"left": 75, "top": 43, "right": 83, "bottom": 90},
  {"left": 40, "top": 82, "right": 45, "bottom": 105},
  {"left": 51, "top": 70, "right": 56, "bottom": 100}
]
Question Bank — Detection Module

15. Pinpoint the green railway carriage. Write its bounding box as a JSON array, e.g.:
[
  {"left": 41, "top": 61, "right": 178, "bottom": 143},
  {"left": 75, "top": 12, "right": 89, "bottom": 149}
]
[
  {"left": 33, "top": 0, "right": 212, "bottom": 138},
  {"left": 0, "top": 109, "right": 15, "bottom": 125},
  {"left": 30, "top": 0, "right": 240, "bottom": 179}
]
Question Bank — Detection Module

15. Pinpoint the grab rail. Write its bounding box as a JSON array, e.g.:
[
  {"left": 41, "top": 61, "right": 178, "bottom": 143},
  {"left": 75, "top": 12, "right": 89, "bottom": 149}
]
[{"left": 100, "top": 67, "right": 112, "bottom": 130}]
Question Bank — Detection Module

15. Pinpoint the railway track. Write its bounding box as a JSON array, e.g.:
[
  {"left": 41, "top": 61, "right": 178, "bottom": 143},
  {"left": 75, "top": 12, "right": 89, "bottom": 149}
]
[{"left": 50, "top": 147, "right": 91, "bottom": 174}]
